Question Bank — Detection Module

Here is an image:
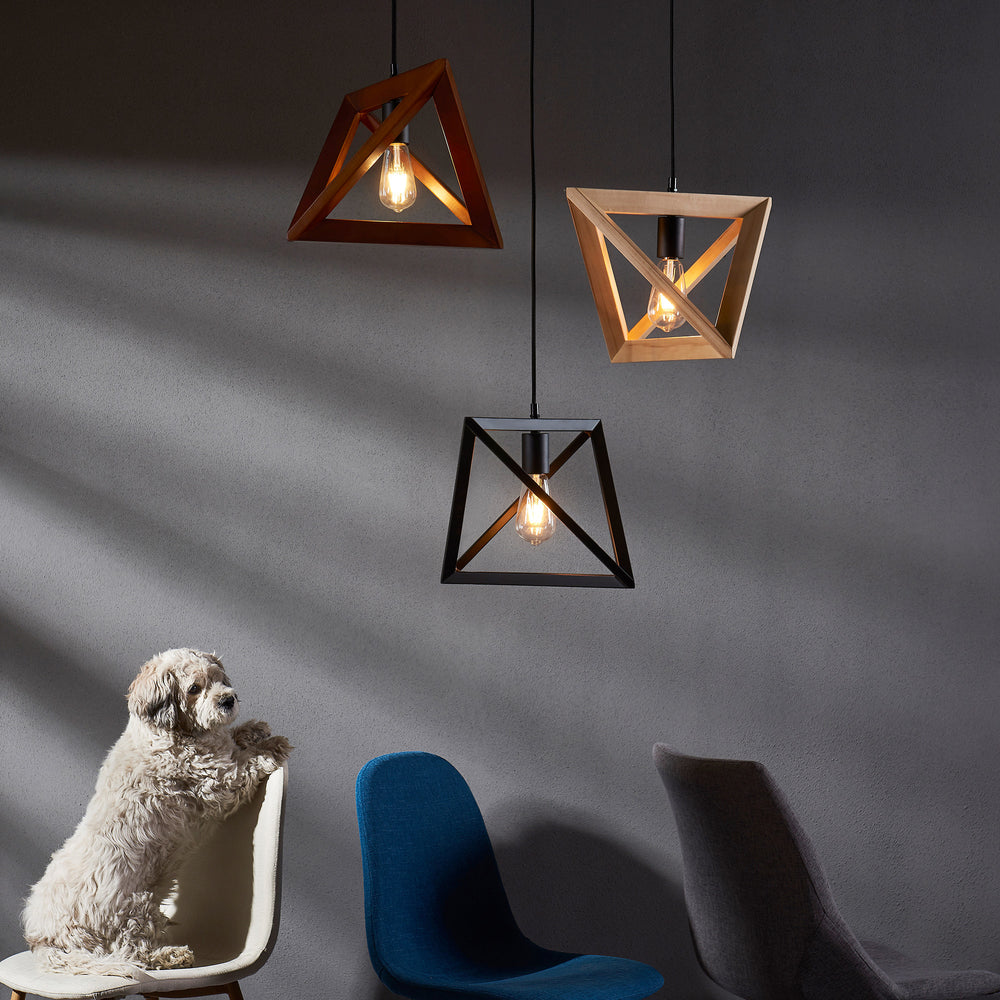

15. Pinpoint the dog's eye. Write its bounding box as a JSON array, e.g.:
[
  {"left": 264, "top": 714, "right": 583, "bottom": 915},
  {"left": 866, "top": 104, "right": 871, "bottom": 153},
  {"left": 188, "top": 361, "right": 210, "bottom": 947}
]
[{"left": 187, "top": 684, "right": 201, "bottom": 696}]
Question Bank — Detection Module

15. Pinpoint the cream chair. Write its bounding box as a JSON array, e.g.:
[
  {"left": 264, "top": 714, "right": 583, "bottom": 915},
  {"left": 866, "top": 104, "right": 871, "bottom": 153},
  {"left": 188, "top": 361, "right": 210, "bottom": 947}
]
[{"left": 0, "top": 765, "right": 287, "bottom": 1000}]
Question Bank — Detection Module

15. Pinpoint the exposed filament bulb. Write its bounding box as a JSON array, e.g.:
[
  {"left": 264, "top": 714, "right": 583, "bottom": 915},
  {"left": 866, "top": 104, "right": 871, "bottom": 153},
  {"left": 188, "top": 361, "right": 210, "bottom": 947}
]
[
  {"left": 515, "top": 474, "right": 556, "bottom": 545},
  {"left": 379, "top": 142, "right": 417, "bottom": 213},
  {"left": 647, "top": 257, "right": 687, "bottom": 332}
]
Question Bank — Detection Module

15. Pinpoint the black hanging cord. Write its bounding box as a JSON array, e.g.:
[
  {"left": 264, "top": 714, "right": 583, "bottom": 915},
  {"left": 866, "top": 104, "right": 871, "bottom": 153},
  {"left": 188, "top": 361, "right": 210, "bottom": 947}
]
[
  {"left": 529, "top": 0, "right": 539, "bottom": 419},
  {"left": 390, "top": 0, "right": 398, "bottom": 76},
  {"left": 668, "top": 0, "right": 677, "bottom": 191},
  {"left": 385, "top": 0, "right": 408, "bottom": 142}
]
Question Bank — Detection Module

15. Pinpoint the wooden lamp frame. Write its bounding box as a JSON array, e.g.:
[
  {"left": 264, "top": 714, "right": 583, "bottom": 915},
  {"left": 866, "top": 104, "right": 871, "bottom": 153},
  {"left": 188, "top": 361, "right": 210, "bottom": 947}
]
[
  {"left": 566, "top": 187, "right": 771, "bottom": 361},
  {"left": 288, "top": 59, "right": 502, "bottom": 248}
]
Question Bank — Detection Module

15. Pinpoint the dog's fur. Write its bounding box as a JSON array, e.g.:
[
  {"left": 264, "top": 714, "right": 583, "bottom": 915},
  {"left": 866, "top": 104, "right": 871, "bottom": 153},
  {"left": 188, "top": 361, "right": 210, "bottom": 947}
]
[{"left": 22, "top": 648, "right": 292, "bottom": 977}]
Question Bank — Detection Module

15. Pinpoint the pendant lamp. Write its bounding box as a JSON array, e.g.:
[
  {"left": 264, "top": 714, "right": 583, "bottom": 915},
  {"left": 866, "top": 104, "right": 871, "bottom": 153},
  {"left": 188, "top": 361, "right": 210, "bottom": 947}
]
[
  {"left": 287, "top": 0, "right": 502, "bottom": 248},
  {"left": 567, "top": 0, "right": 771, "bottom": 361},
  {"left": 441, "top": 0, "right": 633, "bottom": 589}
]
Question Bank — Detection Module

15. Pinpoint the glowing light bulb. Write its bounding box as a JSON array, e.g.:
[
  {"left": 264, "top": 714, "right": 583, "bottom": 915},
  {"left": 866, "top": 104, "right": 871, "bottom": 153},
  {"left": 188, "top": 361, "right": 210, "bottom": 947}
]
[
  {"left": 515, "top": 474, "right": 556, "bottom": 545},
  {"left": 646, "top": 256, "right": 687, "bottom": 332},
  {"left": 379, "top": 142, "right": 417, "bottom": 213}
]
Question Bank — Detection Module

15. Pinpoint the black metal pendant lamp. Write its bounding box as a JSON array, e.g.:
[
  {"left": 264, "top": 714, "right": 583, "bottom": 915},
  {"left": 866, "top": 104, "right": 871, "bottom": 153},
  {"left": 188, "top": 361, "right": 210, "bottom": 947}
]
[{"left": 441, "top": 0, "right": 633, "bottom": 589}]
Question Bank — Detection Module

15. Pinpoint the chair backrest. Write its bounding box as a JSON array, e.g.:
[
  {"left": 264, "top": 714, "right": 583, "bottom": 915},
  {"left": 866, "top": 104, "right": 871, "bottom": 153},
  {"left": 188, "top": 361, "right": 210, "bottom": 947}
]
[
  {"left": 653, "top": 746, "right": 836, "bottom": 1000},
  {"left": 165, "top": 765, "right": 287, "bottom": 972},
  {"left": 356, "top": 752, "right": 543, "bottom": 991}
]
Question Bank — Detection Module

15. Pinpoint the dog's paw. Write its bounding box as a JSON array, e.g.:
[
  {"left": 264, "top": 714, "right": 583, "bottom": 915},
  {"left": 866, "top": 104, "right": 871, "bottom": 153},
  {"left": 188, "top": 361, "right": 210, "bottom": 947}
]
[
  {"left": 232, "top": 719, "right": 271, "bottom": 748},
  {"left": 258, "top": 734, "right": 293, "bottom": 767},
  {"left": 149, "top": 945, "right": 194, "bottom": 970}
]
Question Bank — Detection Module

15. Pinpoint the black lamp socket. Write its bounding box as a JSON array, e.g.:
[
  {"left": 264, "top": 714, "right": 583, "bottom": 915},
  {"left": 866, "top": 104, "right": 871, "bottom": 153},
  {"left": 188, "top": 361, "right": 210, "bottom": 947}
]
[
  {"left": 521, "top": 431, "right": 550, "bottom": 476},
  {"left": 381, "top": 100, "right": 410, "bottom": 145},
  {"left": 657, "top": 215, "right": 685, "bottom": 260}
]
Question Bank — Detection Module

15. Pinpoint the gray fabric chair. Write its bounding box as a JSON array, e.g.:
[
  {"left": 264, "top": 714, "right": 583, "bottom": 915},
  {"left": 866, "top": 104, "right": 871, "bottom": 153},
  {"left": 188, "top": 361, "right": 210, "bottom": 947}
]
[{"left": 653, "top": 745, "right": 1000, "bottom": 1000}]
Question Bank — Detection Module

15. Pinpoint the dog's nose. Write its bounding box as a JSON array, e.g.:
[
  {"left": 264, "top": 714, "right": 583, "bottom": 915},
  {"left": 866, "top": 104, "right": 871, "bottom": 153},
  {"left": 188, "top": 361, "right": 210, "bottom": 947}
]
[{"left": 219, "top": 695, "right": 236, "bottom": 711}]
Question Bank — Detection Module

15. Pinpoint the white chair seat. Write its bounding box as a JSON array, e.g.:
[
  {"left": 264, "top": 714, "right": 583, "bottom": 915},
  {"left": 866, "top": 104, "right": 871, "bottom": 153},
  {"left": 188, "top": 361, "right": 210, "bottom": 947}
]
[
  {"left": 0, "top": 952, "right": 137, "bottom": 1000},
  {"left": 0, "top": 947, "right": 277, "bottom": 999}
]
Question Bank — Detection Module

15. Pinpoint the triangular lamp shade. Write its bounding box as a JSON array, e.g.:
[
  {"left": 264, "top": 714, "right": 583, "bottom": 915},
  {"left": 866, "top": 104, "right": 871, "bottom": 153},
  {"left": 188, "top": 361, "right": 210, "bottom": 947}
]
[
  {"left": 566, "top": 187, "right": 771, "bottom": 361},
  {"left": 288, "top": 59, "right": 502, "bottom": 248}
]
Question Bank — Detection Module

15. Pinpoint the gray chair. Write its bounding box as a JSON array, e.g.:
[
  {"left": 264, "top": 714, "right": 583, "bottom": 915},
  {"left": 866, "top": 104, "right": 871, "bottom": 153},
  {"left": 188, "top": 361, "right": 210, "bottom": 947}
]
[{"left": 653, "top": 745, "right": 1000, "bottom": 1000}]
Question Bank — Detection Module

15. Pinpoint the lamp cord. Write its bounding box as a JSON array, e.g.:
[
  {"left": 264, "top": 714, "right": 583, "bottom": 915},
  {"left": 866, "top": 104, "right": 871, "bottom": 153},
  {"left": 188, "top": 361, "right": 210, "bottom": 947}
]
[
  {"left": 668, "top": 0, "right": 677, "bottom": 191},
  {"left": 390, "top": 0, "right": 398, "bottom": 76},
  {"left": 529, "top": 0, "right": 539, "bottom": 419}
]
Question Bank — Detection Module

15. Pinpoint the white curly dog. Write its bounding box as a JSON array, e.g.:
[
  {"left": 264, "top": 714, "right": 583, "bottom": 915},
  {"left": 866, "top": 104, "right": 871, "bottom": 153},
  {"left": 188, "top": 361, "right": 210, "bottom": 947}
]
[{"left": 22, "top": 648, "right": 292, "bottom": 977}]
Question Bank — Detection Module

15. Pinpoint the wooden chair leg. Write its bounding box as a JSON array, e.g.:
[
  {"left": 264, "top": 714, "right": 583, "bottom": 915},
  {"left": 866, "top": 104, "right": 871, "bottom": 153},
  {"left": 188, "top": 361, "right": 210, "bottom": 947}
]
[
  {"left": 224, "top": 983, "right": 244, "bottom": 1000},
  {"left": 12, "top": 990, "right": 26, "bottom": 1000}
]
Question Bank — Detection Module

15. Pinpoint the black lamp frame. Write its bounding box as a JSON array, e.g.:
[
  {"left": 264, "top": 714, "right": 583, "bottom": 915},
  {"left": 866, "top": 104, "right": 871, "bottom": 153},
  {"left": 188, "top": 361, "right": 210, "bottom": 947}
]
[{"left": 441, "top": 416, "right": 634, "bottom": 589}]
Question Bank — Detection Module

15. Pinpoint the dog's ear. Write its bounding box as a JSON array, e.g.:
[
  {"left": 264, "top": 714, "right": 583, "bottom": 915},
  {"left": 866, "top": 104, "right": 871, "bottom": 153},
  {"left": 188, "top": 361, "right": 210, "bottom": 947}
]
[{"left": 127, "top": 658, "right": 180, "bottom": 730}]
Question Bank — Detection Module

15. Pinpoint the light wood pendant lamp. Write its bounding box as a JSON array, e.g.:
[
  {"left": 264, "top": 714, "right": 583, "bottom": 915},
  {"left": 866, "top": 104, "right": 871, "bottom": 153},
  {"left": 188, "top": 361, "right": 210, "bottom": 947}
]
[
  {"left": 567, "top": 1, "right": 771, "bottom": 361},
  {"left": 441, "top": 0, "right": 633, "bottom": 589},
  {"left": 287, "top": 0, "right": 502, "bottom": 248}
]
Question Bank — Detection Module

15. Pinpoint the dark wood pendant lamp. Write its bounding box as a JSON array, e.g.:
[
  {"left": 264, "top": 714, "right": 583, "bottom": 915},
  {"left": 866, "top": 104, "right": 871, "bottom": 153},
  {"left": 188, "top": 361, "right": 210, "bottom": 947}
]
[
  {"left": 287, "top": 1, "right": 502, "bottom": 248},
  {"left": 441, "top": 0, "right": 633, "bottom": 589},
  {"left": 567, "top": 0, "right": 771, "bottom": 361}
]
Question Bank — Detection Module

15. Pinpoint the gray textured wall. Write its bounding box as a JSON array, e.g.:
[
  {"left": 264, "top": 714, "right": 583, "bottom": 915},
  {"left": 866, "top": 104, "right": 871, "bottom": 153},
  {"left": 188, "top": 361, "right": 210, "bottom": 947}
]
[{"left": 2, "top": 3, "right": 998, "bottom": 999}]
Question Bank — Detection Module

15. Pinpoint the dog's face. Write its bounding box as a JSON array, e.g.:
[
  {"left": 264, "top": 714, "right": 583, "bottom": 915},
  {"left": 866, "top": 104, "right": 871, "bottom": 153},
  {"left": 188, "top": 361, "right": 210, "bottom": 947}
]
[{"left": 127, "top": 648, "right": 239, "bottom": 733}]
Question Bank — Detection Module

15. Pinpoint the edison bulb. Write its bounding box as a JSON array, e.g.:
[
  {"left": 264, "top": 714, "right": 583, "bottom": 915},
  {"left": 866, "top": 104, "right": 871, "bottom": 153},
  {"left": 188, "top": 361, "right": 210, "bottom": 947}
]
[
  {"left": 646, "top": 257, "right": 687, "bottom": 332},
  {"left": 515, "top": 474, "right": 556, "bottom": 545},
  {"left": 378, "top": 142, "right": 417, "bottom": 213}
]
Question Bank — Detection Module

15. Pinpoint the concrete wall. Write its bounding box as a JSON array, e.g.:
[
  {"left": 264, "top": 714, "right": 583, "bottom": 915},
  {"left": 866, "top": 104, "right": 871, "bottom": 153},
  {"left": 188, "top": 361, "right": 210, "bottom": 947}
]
[{"left": 2, "top": 3, "right": 998, "bottom": 999}]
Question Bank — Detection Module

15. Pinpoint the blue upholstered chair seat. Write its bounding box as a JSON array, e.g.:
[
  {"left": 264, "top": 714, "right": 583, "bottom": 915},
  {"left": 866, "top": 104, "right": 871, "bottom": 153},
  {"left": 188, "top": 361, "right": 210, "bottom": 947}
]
[
  {"left": 357, "top": 752, "right": 663, "bottom": 1000},
  {"left": 383, "top": 954, "right": 665, "bottom": 1000}
]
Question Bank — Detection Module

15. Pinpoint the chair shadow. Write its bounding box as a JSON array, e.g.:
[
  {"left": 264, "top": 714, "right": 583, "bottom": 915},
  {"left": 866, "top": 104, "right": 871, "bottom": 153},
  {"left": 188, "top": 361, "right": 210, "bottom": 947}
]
[
  {"left": 364, "top": 814, "right": 718, "bottom": 1000},
  {"left": 494, "top": 819, "right": 715, "bottom": 1000}
]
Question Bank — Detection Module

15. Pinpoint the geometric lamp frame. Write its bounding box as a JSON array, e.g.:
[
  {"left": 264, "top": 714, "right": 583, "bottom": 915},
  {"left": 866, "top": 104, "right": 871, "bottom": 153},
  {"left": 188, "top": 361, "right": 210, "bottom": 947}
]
[
  {"left": 288, "top": 59, "right": 502, "bottom": 248},
  {"left": 566, "top": 187, "right": 772, "bottom": 361},
  {"left": 441, "top": 417, "right": 634, "bottom": 588}
]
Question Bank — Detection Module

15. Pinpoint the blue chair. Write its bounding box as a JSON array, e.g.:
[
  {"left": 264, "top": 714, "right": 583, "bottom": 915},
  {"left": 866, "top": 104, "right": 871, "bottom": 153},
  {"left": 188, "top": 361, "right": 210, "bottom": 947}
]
[{"left": 356, "top": 752, "right": 664, "bottom": 1000}]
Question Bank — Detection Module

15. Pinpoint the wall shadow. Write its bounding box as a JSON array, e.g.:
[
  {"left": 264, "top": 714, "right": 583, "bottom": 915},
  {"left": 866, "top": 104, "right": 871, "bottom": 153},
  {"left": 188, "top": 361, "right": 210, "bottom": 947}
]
[
  {"left": 492, "top": 819, "right": 713, "bottom": 1000},
  {"left": 0, "top": 609, "right": 125, "bottom": 748},
  {"left": 366, "top": 983, "right": 396, "bottom": 1000}
]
